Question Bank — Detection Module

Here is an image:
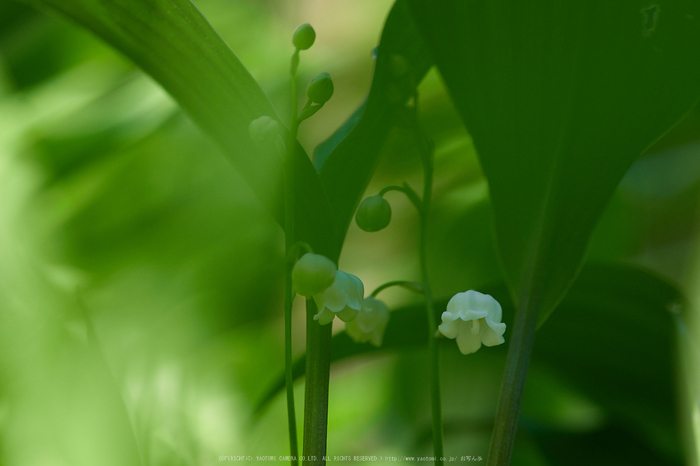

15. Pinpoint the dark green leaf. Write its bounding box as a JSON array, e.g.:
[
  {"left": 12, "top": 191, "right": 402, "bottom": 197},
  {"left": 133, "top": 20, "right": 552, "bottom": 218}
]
[{"left": 406, "top": 0, "right": 700, "bottom": 323}]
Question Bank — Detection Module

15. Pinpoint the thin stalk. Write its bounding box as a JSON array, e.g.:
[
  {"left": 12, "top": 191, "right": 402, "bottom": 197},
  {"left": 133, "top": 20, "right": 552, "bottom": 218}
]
[
  {"left": 283, "top": 48, "right": 302, "bottom": 466},
  {"left": 486, "top": 291, "right": 540, "bottom": 465},
  {"left": 371, "top": 280, "right": 423, "bottom": 297},
  {"left": 303, "top": 299, "right": 333, "bottom": 466},
  {"left": 283, "top": 271, "right": 299, "bottom": 465},
  {"left": 418, "top": 137, "right": 443, "bottom": 465}
]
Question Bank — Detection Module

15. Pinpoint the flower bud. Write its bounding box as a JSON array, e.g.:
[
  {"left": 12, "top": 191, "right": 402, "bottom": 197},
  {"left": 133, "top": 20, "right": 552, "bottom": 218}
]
[
  {"left": 293, "top": 23, "right": 316, "bottom": 50},
  {"left": 306, "top": 72, "right": 334, "bottom": 104},
  {"left": 248, "top": 116, "right": 280, "bottom": 148},
  {"left": 355, "top": 195, "right": 391, "bottom": 232},
  {"left": 292, "top": 253, "right": 337, "bottom": 297}
]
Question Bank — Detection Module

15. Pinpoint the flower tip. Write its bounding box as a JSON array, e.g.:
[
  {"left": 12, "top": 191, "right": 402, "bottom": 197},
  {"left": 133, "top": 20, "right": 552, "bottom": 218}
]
[
  {"left": 293, "top": 23, "right": 316, "bottom": 50},
  {"left": 307, "top": 72, "right": 334, "bottom": 104}
]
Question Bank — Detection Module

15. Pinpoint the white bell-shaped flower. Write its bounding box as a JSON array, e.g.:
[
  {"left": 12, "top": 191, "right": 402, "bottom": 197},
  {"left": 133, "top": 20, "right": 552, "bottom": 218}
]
[
  {"left": 438, "top": 290, "right": 506, "bottom": 355},
  {"left": 313, "top": 271, "right": 364, "bottom": 325},
  {"left": 345, "top": 296, "right": 390, "bottom": 347}
]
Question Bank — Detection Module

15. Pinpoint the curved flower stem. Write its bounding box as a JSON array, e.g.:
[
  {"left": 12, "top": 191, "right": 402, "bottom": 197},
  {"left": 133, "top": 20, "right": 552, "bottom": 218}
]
[
  {"left": 287, "top": 241, "right": 314, "bottom": 264},
  {"left": 380, "top": 184, "right": 422, "bottom": 211},
  {"left": 371, "top": 280, "right": 424, "bottom": 297},
  {"left": 283, "top": 48, "right": 302, "bottom": 466}
]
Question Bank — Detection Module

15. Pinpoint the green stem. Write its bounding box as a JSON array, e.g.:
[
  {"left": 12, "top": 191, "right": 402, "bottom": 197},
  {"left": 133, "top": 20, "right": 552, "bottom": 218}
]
[
  {"left": 387, "top": 106, "right": 443, "bottom": 464},
  {"left": 380, "top": 184, "right": 422, "bottom": 211},
  {"left": 371, "top": 280, "right": 423, "bottom": 297},
  {"left": 303, "top": 298, "right": 333, "bottom": 466},
  {"left": 486, "top": 292, "right": 540, "bottom": 465},
  {"left": 283, "top": 265, "right": 299, "bottom": 466},
  {"left": 418, "top": 135, "right": 443, "bottom": 466},
  {"left": 284, "top": 48, "right": 302, "bottom": 466}
]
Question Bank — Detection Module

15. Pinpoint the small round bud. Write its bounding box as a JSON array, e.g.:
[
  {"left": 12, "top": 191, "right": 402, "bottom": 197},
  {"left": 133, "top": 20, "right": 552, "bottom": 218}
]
[
  {"left": 306, "top": 72, "right": 334, "bottom": 104},
  {"left": 293, "top": 23, "right": 316, "bottom": 50},
  {"left": 248, "top": 116, "right": 280, "bottom": 147},
  {"left": 355, "top": 195, "right": 392, "bottom": 232},
  {"left": 292, "top": 253, "right": 337, "bottom": 297}
]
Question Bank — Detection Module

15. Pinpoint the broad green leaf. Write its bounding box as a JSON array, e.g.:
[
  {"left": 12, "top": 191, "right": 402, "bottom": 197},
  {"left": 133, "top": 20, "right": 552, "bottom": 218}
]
[
  {"left": 318, "top": 0, "right": 432, "bottom": 250},
  {"left": 22, "top": 0, "right": 335, "bottom": 253},
  {"left": 406, "top": 0, "right": 700, "bottom": 323}
]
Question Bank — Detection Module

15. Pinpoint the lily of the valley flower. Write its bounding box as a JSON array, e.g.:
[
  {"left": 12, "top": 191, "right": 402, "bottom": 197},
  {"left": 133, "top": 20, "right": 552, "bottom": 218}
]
[
  {"left": 438, "top": 290, "right": 506, "bottom": 355},
  {"left": 313, "top": 270, "right": 364, "bottom": 325},
  {"left": 345, "top": 296, "right": 390, "bottom": 347}
]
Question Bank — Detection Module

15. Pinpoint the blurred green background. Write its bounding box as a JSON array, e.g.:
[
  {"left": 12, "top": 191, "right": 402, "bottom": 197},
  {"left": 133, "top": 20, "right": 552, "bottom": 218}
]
[{"left": 1, "top": 0, "right": 700, "bottom": 464}]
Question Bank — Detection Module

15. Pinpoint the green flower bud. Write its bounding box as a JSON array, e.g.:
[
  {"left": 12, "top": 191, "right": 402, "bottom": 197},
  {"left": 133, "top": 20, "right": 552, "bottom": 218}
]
[
  {"left": 293, "top": 23, "right": 316, "bottom": 50},
  {"left": 355, "top": 195, "right": 392, "bottom": 232},
  {"left": 248, "top": 116, "right": 280, "bottom": 147},
  {"left": 306, "top": 72, "right": 334, "bottom": 104},
  {"left": 292, "top": 253, "right": 337, "bottom": 297}
]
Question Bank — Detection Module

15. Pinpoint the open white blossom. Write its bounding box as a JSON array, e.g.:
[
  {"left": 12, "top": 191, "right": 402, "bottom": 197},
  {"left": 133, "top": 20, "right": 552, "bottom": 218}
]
[
  {"left": 312, "top": 271, "right": 364, "bottom": 325},
  {"left": 438, "top": 290, "right": 506, "bottom": 355},
  {"left": 345, "top": 296, "right": 390, "bottom": 347}
]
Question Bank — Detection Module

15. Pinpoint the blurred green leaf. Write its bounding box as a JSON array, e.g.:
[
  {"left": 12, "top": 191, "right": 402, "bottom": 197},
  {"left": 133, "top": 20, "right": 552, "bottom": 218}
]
[
  {"left": 406, "top": 0, "right": 700, "bottom": 323},
  {"left": 317, "top": 0, "right": 432, "bottom": 250},
  {"left": 21, "top": 0, "right": 335, "bottom": 253}
]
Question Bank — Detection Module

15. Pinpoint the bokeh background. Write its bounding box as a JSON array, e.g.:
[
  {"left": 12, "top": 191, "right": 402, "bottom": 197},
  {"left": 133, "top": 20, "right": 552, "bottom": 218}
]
[{"left": 1, "top": 0, "right": 700, "bottom": 464}]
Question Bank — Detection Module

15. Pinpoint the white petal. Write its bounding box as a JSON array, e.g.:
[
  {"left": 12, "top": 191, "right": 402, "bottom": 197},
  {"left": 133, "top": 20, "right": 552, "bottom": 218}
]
[
  {"left": 456, "top": 308, "right": 488, "bottom": 322},
  {"left": 481, "top": 295, "right": 503, "bottom": 323},
  {"left": 343, "top": 273, "right": 365, "bottom": 310},
  {"left": 321, "top": 273, "right": 349, "bottom": 312},
  {"left": 354, "top": 308, "right": 375, "bottom": 333},
  {"left": 446, "top": 291, "right": 475, "bottom": 314},
  {"left": 337, "top": 306, "right": 359, "bottom": 322},
  {"left": 447, "top": 290, "right": 501, "bottom": 321},
  {"left": 344, "top": 320, "right": 367, "bottom": 343},
  {"left": 438, "top": 318, "right": 461, "bottom": 339},
  {"left": 441, "top": 310, "right": 459, "bottom": 324},
  {"left": 456, "top": 324, "right": 482, "bottom": 355},
  {"left": 481, "top": 321, "right": 506, "bottom": 346}
]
